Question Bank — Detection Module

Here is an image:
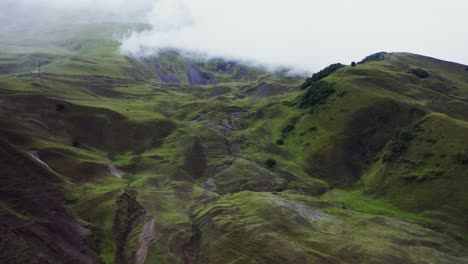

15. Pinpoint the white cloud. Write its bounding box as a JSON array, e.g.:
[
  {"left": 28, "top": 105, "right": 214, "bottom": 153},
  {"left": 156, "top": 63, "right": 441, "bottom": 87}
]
[
  {"left": 1, "top": 0, "right": 467, "bottom": 72},
  {"left": 120, "top": 0, "right": 468, "bottom": 72},
  {"left": 0, "top": 0, "right": 154, "bottom": 25}
]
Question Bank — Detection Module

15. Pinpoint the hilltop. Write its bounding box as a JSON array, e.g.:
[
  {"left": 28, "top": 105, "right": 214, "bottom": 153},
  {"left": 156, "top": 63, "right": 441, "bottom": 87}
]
[{"left": 0, "top": 24, "right": 467, "bottom": 264}]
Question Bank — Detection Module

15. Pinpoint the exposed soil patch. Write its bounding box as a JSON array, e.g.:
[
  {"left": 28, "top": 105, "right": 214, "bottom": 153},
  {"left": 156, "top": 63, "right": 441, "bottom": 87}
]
[
  {"left": 272, "top": 199, "right": 335, "bottom": 222},
  {"left": 186, "top": 62, "right": 215, "bottom": 85},
  {"left": 108, "top": 165, "right": 124, "bottom": 178},
  {"left": 136, "top": 219, "right": 156, "bottom": 264},
  {"left": 212, "top": 160, "right": 287, "bottom": 194},
  {"left": 252, "top": 82, "right": 272, "bottom": 97},
  {"left": 201, "top": 177, "right": 217, "bottom": 192},
  {"left": 113, "top": 188, "right": 154, "bottom": 264},
  {"left": 210, "top": 86, "right": 230, "bottom": 97},
  {"left": 154, "top": 64, "right": 180, "bottom": 84},
  {"left": 185, "top": 137, "right": 207, "bottom": 179},
  {"left": 180, "top": 222, "right": 201, "bottom": 264}
]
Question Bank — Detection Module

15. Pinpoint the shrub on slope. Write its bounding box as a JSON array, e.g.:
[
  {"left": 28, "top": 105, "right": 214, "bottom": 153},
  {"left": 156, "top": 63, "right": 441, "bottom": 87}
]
[
  {"left": 300, "top": 63, "right": 345, "bottom": 90},
  {"left": 410, "top": 68, "right": 430, "bottom": 78},
  {"left": 358, "top": 51, "right": 387, "bottom": 64},
  {"left": 456, "top": 149, "right": 468, "bottom": 165},
  {"left": 299, "top": 81, "right": 336, "bottom": 108}
]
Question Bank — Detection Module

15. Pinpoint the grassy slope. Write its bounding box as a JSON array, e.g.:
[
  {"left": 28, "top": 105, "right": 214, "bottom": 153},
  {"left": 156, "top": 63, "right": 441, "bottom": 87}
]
[
  {"left": 314, "top": 54, "right": 468, "bottom": 238},
  {"left": 0, "top": 24, "right": 467, "bottom": 263}
]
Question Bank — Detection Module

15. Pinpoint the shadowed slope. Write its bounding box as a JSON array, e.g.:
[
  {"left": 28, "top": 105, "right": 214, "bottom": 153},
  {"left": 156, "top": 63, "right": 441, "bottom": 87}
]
[{"left": 0, "top": 141, "right": 97, "bottom": 264}]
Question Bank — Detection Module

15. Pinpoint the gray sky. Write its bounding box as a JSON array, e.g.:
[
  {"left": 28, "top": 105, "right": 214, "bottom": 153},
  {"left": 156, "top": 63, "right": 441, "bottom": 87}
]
[{"left": 2, "top": 0, "right": 468, "bottom": 72}]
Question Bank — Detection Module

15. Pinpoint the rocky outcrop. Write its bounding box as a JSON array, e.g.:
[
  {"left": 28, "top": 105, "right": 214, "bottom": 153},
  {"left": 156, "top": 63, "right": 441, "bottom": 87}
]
[{"left": 113, "top": 188, "right": 155, "bottom": 264}]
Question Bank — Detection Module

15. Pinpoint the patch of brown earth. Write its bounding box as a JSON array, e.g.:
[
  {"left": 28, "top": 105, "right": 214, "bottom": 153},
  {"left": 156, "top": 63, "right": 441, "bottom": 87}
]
[
  {"left": 136, "top": 219, "right": 157, "bottom": 264},
  {"left": 185, "top": 137, "right": 206, "bottom": 179},
  {"left": 113, "top": 188, "right": 154, "bottom": 264}
]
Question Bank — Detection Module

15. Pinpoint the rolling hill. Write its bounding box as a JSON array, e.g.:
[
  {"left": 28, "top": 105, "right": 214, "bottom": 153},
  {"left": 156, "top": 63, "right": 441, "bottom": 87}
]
[{"left": 0, "top": 23, "right": 467, "bottom": 264}]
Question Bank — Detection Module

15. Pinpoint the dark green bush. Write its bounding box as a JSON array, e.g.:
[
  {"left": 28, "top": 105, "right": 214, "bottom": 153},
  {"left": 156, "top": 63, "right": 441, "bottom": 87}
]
[
  {"left": 456, "top": 149, "right": 468, "bottom": 164},
  {"left": 388, "top": 140, "right": 407, "bottom": 153},
  {"left": 300, "top": 63, "right": 345, "bottom": 90},
  {"left": 383, "top": 128, "right": 414, "bottom": 161},
  {"left": 266, "top": 159, "right": 277, "bottom": 168},
  {"left": 351, "top": 61, "right": 357, "bottom": 67},
  {"left": 276, "top": 139, "right": 284, "bottom": 145},
  {"left": 299, "top": 81, "right": 336, "bottom": 108},
  {"left": 394, "top": 128, "right": 413, "bottom": 142},
  {"left": 358, "top": 52, "right": 387, "bottom": 64},
  {"left": 410, "top": 68, "right": 430, "bottom": 78},
  {"left": 281, "top": 124, "right": 295, "bottom": 134}
]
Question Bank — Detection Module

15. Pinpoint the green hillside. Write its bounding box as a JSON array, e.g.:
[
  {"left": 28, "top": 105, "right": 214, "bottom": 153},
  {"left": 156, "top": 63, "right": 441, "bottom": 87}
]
[{"left": 0, "top": 24, "right": 467, "bottom": 264}]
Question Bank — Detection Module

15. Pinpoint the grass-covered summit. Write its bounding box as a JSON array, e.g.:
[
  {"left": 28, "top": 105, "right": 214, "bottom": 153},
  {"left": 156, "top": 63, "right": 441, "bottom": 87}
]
[{"left": 0, "top": 24, "right": 467, "bottom": 264}]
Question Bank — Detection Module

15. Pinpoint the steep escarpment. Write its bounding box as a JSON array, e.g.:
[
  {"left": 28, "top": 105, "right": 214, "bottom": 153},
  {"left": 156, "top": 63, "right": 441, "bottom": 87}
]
[
  {"left": 63, "top": 105, "right": 176, "bottom": 153},
  {"left": 0, "top": 141, "right": 97, "bottom": 264},
  {"left": 113, "top": 188, "right": 155, "bottom": 264}
]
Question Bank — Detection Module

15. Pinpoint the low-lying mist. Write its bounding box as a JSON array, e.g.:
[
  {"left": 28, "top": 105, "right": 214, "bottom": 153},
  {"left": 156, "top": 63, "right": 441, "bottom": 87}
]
[{"left": 1, "top": 0, "right": 468, "bottom": 72}]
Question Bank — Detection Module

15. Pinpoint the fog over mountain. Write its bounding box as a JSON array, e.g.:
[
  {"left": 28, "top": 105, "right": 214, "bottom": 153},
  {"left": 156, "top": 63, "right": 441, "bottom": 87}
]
[
  {"left": 2, "top": 0, "right": 468, "bottom": 71},
  {"left": 1, "top": 1, "right": 468, "bottom": 263}
]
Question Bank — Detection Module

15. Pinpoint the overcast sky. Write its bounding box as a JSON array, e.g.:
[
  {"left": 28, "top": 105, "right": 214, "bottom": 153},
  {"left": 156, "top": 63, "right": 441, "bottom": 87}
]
[{"left": 1, "top": 0, "right": 468, "bottom": 72}]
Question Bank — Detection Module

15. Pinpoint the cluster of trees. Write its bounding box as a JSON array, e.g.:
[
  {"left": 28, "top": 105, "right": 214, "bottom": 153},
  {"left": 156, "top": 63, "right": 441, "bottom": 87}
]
[
  {"left": 265, "top": 159, "right": 277, "bottom": 168},
  {"left": 383, "top": 128, "right": 413, "bottom": 161},
  {"left": 299, "top": 81, "right": 336, "bottom": 109},
  {"left": 358, "top": 51, "right": 387, "bottom": 64},
  {"left": 300, "top": 63, "right": 345, "bottom": 90},
  {"left": 275, "top": 119, "right": 299, "bottom": 145},
  {"left": 281, "top": 124, "right": 295, "bottom": 135}
]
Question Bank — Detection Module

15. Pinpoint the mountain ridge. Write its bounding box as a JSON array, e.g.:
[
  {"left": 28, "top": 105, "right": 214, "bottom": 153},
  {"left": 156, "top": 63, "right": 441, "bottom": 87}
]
[{"left": 0, "top": 25, "right": 467, "bottom": 263}]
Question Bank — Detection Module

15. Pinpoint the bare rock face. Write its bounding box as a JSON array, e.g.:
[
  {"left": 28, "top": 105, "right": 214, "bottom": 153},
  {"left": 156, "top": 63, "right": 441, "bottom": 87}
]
[
  {"left": 113, "top": 188, "right": 155, "bottom": 264},
  {"left": 186, "top": 61, "right": 215, "bottom": 85}
]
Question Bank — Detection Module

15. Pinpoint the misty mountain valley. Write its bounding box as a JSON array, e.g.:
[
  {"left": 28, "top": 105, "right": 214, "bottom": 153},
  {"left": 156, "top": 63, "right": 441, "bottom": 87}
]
[{"left": 1, "top": 1, "right": 468, "bottom": 264}]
